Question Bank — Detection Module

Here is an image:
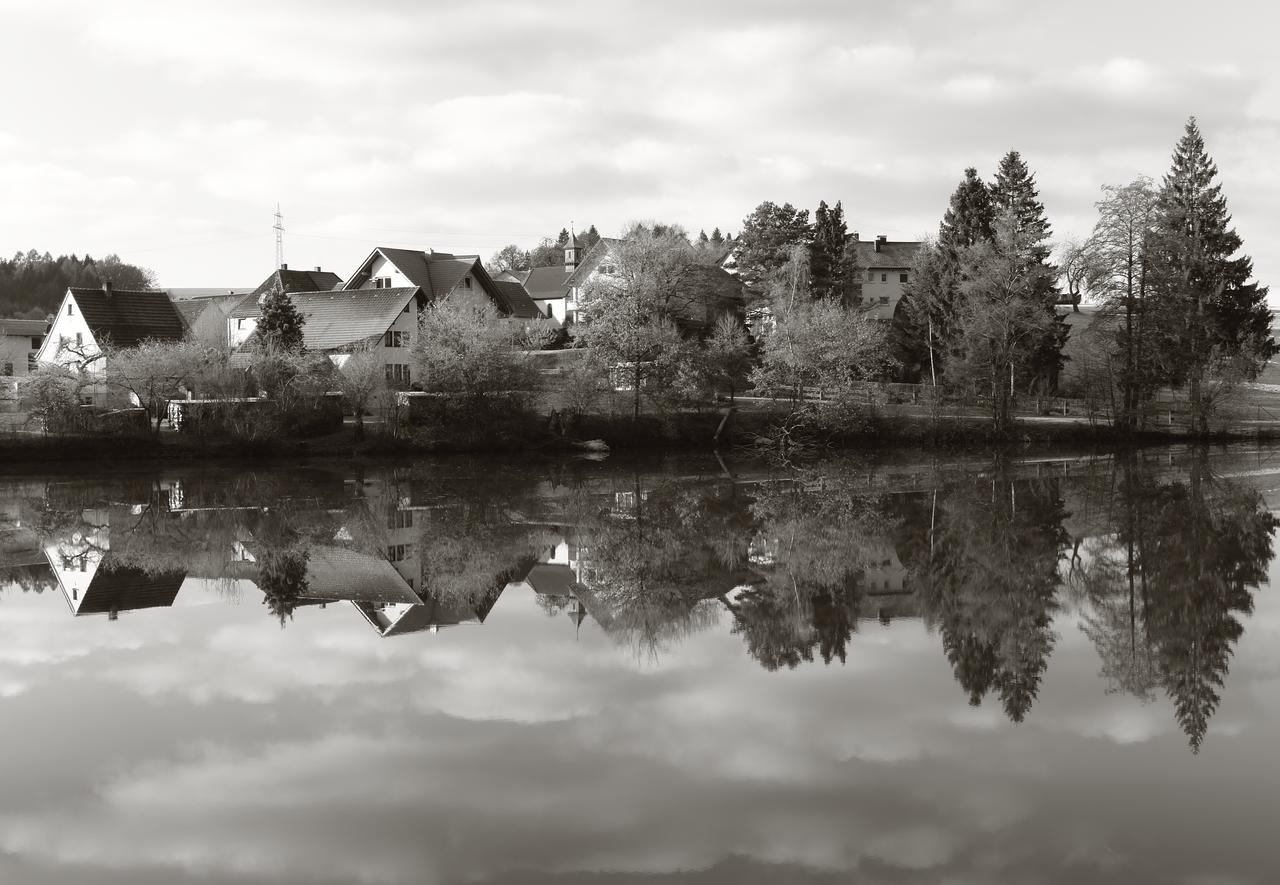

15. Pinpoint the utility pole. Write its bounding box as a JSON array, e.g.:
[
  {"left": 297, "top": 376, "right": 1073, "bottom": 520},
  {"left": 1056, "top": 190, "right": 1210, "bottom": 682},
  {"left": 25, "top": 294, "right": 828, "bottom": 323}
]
[{"left": 274, "top": 204, "right": 285, "bottom": 269}]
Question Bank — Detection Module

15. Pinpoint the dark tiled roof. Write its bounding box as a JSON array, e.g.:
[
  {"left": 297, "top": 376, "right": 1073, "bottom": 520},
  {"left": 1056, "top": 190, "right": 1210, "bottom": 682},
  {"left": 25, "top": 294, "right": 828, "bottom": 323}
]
[
  {"left": 252, "top": 269, "right": 343, "bottom": 298},
  {"left": 68, "top": 288, "right": 187, "bottom": 348},
  {"left": 0, "top": 318, "right": 48, "bottom": 338},
  {"left": 367, "top": 248, "right": 438, "bottom": 293},
  {"left": 301, "top": 546, "right": 421, "bottom": 604},
  {"left": 525, "top": 563, "right": 578, "bottom": 597},
  {"left": 349, "top": 248, "right": 530, "bottom": 318},
  {"left": 521, "top": 265, "right": 573, "bottom": 300},
  {"left": 77, "top": 564, "right": 185, "bottom": 615},
  {"left": 492, "top": 280, "right": 543, "bottom": 319},
  {"left": 852, "top": 240, "right": 922, "bottom": 270},
  {"left": 171, "top": 299, "right": 211, "bottom": 328},
  {"left": 230, "top": 287, "right": 419, "bottom": 350},
  {"left": 164, "top": 288, "right": 253, "bottom": 300}
]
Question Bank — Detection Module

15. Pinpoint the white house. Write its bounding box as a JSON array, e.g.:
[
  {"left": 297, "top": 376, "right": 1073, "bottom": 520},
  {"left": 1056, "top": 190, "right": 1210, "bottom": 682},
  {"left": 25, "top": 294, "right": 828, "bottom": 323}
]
[
  {"left": 35, "top": 283, "right": 188, "bottom": 405},
  {"left": 230, "top": 249, "right": 539, "bottom": 388},
  {"left": 0, "top": 318, "right": 46, "bottom": 377}
]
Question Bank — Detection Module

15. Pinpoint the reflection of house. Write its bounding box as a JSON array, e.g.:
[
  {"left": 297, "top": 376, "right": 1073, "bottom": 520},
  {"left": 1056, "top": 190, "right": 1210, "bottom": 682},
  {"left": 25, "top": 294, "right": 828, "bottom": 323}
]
[{"left": 352, "top": 595, "right": 482, "bottom": 637}]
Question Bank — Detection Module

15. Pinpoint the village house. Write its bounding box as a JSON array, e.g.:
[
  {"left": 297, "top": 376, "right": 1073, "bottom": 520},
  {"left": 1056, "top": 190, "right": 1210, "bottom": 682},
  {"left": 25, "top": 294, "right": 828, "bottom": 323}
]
[
  {"left": 35, "top": 283, "right": 187, "bottom": 405},
  {"left": 566, "top": 236, "right": 745, "bottom": 334},
  {"left": 0, "top": 317, "right": 47, "bottom": 377},
  {"left": 166, "top": 287, "right": 255, "bottom": 348},
  {"left": 498, "top": 232, "right": 582, "bottom": 326},
  {"left": 852, "top": 234, "right": 921, "bottom": 320},
  {"left": 229, "top": 249, "right": 538, "bottom": 387}
]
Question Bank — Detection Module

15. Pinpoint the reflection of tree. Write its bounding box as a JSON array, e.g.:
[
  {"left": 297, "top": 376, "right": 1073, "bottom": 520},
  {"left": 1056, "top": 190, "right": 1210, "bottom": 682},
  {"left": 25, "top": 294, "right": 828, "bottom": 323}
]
[
  {"left": 1136, "top": 459, "right": 1274, "bottom": 752},
  {"left": 577, "top": 479, "right": 755, "bottom": 658},
  {"left": 910, "top": 472, "right": 1066, "bottom": 722},
  {"left": 258, "top": 546, "right": 309, "bottom": 627},
  {"left": 729, "top": 477, "right": 893, "bottom": 670},
  {"left": 1071, "top": 454, "right": 1274, "bottom": 751}
]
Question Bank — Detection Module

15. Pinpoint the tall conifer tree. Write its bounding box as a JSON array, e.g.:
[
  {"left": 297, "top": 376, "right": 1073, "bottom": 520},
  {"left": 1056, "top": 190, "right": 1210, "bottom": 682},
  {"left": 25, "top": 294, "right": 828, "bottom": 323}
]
[
  {"left": 809, "top": 200, "right": 853, "bottom": 302},
  {"left": 1149, "top": 117, "right": 1274, "bottom": 432}
]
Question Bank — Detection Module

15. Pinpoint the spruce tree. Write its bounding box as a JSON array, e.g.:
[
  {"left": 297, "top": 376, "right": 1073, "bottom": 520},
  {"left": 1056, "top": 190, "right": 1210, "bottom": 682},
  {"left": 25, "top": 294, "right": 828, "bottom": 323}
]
[
  {"left": 1149, "top": 117, "right": 1274, "bottom": 432},
  {"left": 938, "top": 167, "right": 995, "bottom": 257},
  {"left": 988, "top": 151, "right": 1064, "bottom": 391},
  {"left": 710, "top": 227, "right": 725, "bottom": 247},
  {"left": 809, "top": 200, "right": 853, "bottom": 302},
  {"left": 258, "top": 289, "right": 306, "bottom": 352}
]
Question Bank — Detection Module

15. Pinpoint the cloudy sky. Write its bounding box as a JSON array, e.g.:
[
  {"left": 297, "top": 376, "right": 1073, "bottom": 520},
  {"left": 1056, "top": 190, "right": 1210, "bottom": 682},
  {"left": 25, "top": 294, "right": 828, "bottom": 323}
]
[{"left": 1, "top": 0, "right": 1278, "bottom": 292}]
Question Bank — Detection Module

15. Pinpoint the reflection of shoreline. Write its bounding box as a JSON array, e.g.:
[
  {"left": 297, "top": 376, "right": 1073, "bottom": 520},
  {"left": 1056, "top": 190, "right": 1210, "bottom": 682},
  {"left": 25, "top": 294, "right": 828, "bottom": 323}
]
[{"left": 4, "top": 452, "right": 1275, "bottom": 752}]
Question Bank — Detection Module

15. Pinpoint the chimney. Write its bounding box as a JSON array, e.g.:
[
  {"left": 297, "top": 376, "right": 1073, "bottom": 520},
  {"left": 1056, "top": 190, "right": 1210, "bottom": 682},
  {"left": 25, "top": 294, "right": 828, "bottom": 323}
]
[
  {"left": 280, "top": 262, "right": 288, "bottom": 270},
  {"left": 875, "top": 235, "right": 887, "bottom": 253},
  {"left": 851, "top": 231, "right": 859, "bottom": 242},
  {"left": 314, "top": 266, "right": 322, "bottom": 273},
  {"left": 102, "top": 280, "right": 113, "bottom": 298}
]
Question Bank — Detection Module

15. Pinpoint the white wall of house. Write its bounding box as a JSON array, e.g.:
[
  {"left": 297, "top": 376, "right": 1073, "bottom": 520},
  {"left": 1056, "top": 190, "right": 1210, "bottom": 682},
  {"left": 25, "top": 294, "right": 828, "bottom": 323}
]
[
  {"left": 379, "top": 298, "right": 417, "bottom": 387},
  {"left": 862, "top": 267, "right": 911, "bottom": 312},
  {"left": 229, "top": 314, "right": 257, "bottom": 349},
  {"left": 37, "top": 292, "right": 102, "bottom": 373},
  {"left": 358, "top": 253, "right": 417, "bottom": 290},
  {"left": 0, "top": 332, "right": 42, "bottom": 377}
]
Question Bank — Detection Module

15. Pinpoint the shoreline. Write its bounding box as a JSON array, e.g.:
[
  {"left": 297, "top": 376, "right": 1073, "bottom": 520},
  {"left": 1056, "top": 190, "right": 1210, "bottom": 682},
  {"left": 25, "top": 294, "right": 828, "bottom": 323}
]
[{"left": 1, "top": 408, "right": 1272, "bottom": 472}]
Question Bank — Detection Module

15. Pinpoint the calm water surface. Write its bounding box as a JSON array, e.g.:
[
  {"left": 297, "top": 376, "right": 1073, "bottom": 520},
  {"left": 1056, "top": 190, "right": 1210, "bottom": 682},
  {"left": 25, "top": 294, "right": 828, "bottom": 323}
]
[{"left": 1, "top": 447, "right": 1279, "bottom": 884}]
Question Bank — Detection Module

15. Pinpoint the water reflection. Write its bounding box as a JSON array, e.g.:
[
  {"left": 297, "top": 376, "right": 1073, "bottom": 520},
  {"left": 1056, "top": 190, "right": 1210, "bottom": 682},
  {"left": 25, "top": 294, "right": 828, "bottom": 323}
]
[{"left": 1, "top": 451, "right": 1275, "bottom": 754}]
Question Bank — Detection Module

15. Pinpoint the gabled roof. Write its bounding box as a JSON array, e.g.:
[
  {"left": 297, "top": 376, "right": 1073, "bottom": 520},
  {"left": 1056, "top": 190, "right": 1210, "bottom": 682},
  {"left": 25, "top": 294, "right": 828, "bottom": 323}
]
[
  {"left": 76, "top": 564, "right": 186, "bottom": 615},
  {"left": 564, "top": 237, "right": 623, "bottom": 290},
  {"left": 301, "top": 545, "right": 421, "bottom": 604},
  {"left": 0, "top": 318, "right": 48, "bottom": 338},
  {"left": 492, "top": 279, "right": 544, "bottom": 319},
  {"left": 852, "top": 239, "right": 922, "bottom": 270},
  {"left": 230, "top": 287, "right": 420, "bottom": 351},
  {"left": 165, "top": 288, "right": 254, "bottom": 300},
  {"left": 346, "top": 247, "right": 535, "bottom": 318},
  {"left": 252, "top": 268, "right": 343, "bottom": 298},
  {"left": 352, "top": 596, "right": 480, "bottom": 637},
  {"left": 520, "top": 265, "right": 573, "bottom": 300},
  {"left": 66, "top": 287, "right": 187, "bottom": 348}
]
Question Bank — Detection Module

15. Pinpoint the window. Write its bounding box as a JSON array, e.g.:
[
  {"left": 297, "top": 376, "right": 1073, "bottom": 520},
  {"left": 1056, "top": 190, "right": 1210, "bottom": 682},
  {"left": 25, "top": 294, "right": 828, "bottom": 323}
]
[
  {"left": 75, "top": 332, "right": 83, "bottom": 346},
  {"left": 1, "top": 362, "right": 11, "bottom": 376},
  {"left": 386, "top": 363, "right": 410, "bottom": 387},
  {"left": 879, "top": 296, "right": 889, "bottom": 305},
  {"left": 27, "top": 355, "right": 37, "bottom": 371},
  {"left": 463, "top": 277, "right": 472, "bottom": 289},
  {"left": 384, "top": 331, "right": 404, "bottom": 348},
  {"left": 388, "top": 509, "right": 414, "bottom": 529},
  {"left": 866, "top": 270, "right": 875, "bottom": 282},
  {"left": 67, "top": 303, "right": 74, "bottom": 316},
  {"left": 31, "top": 337, "right": 42, "bottom": 349},
  {"left": 881, "top": 273, "right": 888, "bottom": 283},
  {"left": 387, "top": 543, "right": 414, "bottom": 562},
  {"left": 900, "top": 273, "right": 909, "bottom": 283}
]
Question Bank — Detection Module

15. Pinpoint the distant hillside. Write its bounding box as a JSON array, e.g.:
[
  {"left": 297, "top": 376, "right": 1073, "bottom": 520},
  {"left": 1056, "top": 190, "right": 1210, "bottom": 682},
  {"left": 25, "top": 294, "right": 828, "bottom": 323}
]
[{"left": 0, "top": 250, "right": 155, "bottom": 320}]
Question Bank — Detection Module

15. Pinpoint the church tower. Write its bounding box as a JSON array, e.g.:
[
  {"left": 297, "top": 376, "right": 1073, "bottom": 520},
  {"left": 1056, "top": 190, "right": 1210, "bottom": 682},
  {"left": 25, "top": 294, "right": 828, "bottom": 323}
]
[{"left": 563, "top": 226, "right": 579, "bottom": 272}]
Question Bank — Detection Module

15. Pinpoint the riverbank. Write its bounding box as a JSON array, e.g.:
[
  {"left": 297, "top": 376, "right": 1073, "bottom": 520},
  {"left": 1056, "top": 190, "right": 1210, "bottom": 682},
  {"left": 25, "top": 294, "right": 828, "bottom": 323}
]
[{"left": 1, "top": 405, "right": 1273, "bottom": 471}]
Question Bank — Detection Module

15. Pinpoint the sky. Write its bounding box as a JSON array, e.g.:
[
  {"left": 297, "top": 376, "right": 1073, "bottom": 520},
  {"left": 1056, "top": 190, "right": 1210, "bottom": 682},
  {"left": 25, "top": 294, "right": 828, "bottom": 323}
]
[{"left": 1, "top": 0, "right": 1278, "bottom": 293}]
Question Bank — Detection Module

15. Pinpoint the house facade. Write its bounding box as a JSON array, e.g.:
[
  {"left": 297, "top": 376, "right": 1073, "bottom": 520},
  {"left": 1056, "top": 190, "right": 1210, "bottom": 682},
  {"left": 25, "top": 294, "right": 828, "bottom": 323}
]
[
  {"left": 35, "top": 284, "right": 187, "bottom": 405},
  {"left": 0, "top": 318, "right": 46, "bottom": 377},
  {"left": 852, "top": 234, "right": 921, "bottom": 320},
  {"left": 230, "top": 249, "right": 538, "bottom": 388}
]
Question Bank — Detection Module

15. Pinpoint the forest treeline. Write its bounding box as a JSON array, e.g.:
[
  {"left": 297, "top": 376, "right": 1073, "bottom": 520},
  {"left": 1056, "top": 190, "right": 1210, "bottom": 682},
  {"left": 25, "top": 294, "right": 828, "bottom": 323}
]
[{"left": 0, "top": 251, "right": 155, "bottom": 319}]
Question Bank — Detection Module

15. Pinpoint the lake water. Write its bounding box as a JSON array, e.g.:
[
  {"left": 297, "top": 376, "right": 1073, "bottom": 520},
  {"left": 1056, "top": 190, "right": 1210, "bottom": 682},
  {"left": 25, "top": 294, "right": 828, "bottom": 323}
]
[{"left": 1, "top": 447, "right": 1279, "bottom": 884}]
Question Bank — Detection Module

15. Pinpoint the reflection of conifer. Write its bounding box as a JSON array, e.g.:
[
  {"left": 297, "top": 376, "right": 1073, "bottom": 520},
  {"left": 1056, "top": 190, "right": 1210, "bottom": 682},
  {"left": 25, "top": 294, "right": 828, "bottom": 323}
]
[
  {"left": 1135, "top": 465, "right": 1275, "bottom": 752},
  {"left": 913, "top": 474, "right": 1065, "bottom": 722},
  {"left": 258, "top": 547, "right": 309, "bottom": 628}
]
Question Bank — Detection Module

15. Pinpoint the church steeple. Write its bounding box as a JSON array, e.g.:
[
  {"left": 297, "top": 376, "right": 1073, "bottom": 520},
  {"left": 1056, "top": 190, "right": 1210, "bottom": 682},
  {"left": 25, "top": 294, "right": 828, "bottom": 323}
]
[{"left": 564, "top": 224, "right": 579, "bottom": 271}]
